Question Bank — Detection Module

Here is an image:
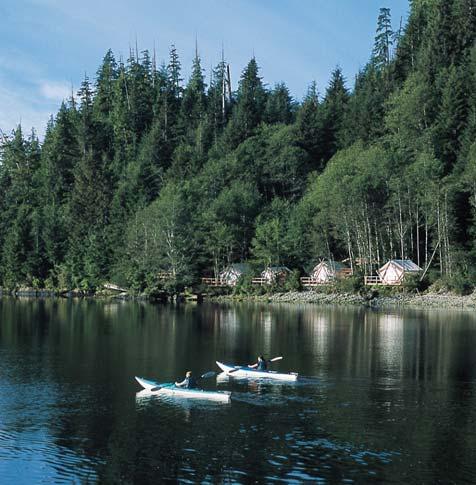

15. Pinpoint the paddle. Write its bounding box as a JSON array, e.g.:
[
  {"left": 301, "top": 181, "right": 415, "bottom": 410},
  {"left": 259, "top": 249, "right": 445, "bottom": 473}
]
[
  {"left": 200, "top": 371, "right": 216, "bottom": 379},
  {"left": 228, "top": 356, "right": 283, "bottom": 374},
  {"left": 150, "top": 371, "right": 216, "bottom": 391},
  {"left": 150, "top": 383, "right": 173, "bottom": 392}
]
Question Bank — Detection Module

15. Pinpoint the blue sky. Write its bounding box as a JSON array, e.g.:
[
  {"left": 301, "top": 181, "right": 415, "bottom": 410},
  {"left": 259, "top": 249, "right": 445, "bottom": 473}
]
[{"left": 0, "top": 0, "right": 409, "bottom": 137}]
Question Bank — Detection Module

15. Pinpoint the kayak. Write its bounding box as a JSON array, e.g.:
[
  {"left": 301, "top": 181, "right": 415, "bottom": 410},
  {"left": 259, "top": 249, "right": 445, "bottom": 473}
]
[
  {"left": 134, "top": 376, "right": 231, "bottom": 402},
  {"left": 216, "top": 361, "right": 298, "bottom": 381}
]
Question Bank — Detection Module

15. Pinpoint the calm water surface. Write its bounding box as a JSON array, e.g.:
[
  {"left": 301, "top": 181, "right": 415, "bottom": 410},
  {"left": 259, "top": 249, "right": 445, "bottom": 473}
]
[{"left": 1, "top": 298, "right": 476, "bottom": 483}]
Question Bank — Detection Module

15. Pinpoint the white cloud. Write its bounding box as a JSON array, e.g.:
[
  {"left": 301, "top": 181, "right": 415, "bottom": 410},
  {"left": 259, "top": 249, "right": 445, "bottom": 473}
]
[
  {"left": 0, "top": 83, "right": 56, "bottom": 138},
  {"left": 39, "top": 80, "right": 71, "bottom": 101}
]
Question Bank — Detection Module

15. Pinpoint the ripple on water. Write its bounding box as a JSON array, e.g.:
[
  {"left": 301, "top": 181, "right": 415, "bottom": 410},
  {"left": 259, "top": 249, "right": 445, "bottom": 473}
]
[{"left": 0, "top": 427, "right": 99, "bottom": 483}]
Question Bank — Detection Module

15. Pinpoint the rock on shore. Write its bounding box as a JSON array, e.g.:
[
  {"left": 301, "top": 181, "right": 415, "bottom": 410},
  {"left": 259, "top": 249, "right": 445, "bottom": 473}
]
[{"left": 215, "top": 290, "right": 476, "bottom": 309}]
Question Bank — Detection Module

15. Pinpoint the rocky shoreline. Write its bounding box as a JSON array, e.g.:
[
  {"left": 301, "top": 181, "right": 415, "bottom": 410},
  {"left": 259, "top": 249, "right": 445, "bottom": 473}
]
[
  {"left": 213, "top": 290, "right": 476, "bottom": 309},
  {"left": 2, "top": 286, "right": 476, "bottom": 309}
]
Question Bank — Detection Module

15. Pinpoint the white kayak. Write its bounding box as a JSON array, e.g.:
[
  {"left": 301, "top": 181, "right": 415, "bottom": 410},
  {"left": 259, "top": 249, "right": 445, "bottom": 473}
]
[
  {"left": 135, "top": 376, "right": 231, "bottom": 402},
  {"left": 216, "top": 361, "right": 298, "bottom": 381}
]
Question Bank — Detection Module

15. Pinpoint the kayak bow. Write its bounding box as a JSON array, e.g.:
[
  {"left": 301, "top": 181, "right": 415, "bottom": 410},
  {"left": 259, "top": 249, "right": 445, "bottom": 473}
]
[
  {"left": 134, "top": 376, "right": 231, "bottom": 402},
  {"left": 215, "top": 362, "right": 298, "bottom": 381}
]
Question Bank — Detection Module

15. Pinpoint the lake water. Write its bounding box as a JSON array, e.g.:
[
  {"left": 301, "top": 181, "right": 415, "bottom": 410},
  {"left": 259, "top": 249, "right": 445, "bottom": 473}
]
[{"left": 1, "top": 298, "right": 476, "bottom": 483}]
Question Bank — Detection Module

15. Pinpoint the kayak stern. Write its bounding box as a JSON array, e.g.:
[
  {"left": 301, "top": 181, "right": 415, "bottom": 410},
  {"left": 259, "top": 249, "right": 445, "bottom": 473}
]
[{"left": 215, "top": 361, "right": 298, "bottom": 381}]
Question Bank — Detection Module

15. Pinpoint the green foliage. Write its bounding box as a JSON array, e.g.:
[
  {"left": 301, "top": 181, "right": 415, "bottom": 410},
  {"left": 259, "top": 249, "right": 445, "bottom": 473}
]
[
  {"left": 264, "top": 83, "right": 295, "bottom": 124},
  {"left": 284, "top": 269, "right": 302, "bottom": 291},
  {"left": 224, "top": 58, "right": 267, "bottom": 148},
  {"left": 233, "top": 273, "right": 258, "bottom": 296},
  {"left": 251, "top": 198, "right": 293, "bottom": 266},
  {"left": 441, "top": 273, "right": 474, "bottom": 295},
  {"left": 401, "top": 273, "right": 422, "bottom": 293},
  {"left": 2, "top": 1, "right": 476, "bottom": 296},
  {"left": 372, "top": 7, "right": 393, "bottom": 69},
  {"left": 334, "top": 276, "right": 364, "bottom": 294}
]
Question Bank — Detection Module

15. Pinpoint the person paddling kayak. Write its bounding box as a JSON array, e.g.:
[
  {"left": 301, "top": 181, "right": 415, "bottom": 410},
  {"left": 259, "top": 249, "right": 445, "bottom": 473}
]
[
  {"left": 249, "top": 355, "right": 268, "bottom": 371},
  {"left": 175, "top": 371, "right": 198, "bottom": 389}
]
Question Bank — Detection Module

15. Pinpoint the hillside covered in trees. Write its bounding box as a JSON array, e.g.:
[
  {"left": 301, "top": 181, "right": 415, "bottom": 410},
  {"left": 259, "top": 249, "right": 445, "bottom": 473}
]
[{"left": 1, "top": 0, "right": 476, "bottom": 294}]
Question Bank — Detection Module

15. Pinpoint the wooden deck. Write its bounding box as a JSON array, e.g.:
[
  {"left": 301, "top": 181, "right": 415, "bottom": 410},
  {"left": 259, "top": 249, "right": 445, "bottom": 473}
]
[
  {"left": 364, "top": 275, "right": 402, "bottom": 286},
  {"left": 202, "top": 276, "right": 280, "bottom": 286},
  {"left": 301, "top": 269, "right": 353, "bottom": 287}
]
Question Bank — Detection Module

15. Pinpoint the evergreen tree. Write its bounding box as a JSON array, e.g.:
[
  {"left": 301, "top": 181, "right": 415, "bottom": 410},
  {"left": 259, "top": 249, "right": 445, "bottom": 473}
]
[
  {"left": 225, "top": 58, "right": 267, "bottom": 148},
  {"left": 0, "top": 127, "right": 41, "bottom": 286},
  {"left": 111, "top": 61, "right": 135, "bottom": 180},
  {"left": 433, "top": 65, "right": 468, "bottom": 172},
  {"left": 207, "top": 56, "right": 231, "bottom": 145},
  {"left": 167, "top": 44, "right": 182, "bottom": 98},
  {"left": 341, "top": 64, "right": 389, "bottom": 146},
  {"left": 393, "top": 0, "right": 431, "bottom": 82},
  {"left": 372, "top": 7, "right": 393, "bottom": 69},
  {"left": 41, "top": 102, "right": 80, "bottom": 203},
  {"left": 264, "top": 83, "right": 294, "bottom": 124},
  {"left": 68, "top": 148, "right": 110, "bottom": 288},
  {"left": 296, "top": 81, "right": 323, "bottom": 168},
  {"left": 127, "top": 50, "right": 154, "bottom": 138},
  {"left": 181, "top": 51, "right": 207, "bottom": 131},
  {"left": 77, "top": 75, "right": 95, "bottom": 153},
  {"left": 93, "top": 49, "right": 117, "bottom": 160},
  {"left": 320, "top": 67, "right": 349, "bottom": 162}
]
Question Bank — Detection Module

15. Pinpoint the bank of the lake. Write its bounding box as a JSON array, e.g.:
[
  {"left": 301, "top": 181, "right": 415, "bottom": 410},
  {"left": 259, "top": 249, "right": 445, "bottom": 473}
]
[
  {"left": 3, "top": 285, "right": 476, "bottom": 310},
  {"left": 213, "top": 289, "right": 476, "bottom": 309}
]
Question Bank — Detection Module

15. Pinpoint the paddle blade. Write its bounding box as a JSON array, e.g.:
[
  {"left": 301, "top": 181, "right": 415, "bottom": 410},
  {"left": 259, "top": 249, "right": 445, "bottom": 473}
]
[
  {"left": 227, "top": 367, "right": 241, "bottom": 374},
  {"left": 150, "top": 386, "right": 162, "bottom": 391},
  {"left": 201, "top": 371, "right": 216, "bottom": 379},
  {"left": 270, "top": 356, "right": 283, "bottom": 362}
]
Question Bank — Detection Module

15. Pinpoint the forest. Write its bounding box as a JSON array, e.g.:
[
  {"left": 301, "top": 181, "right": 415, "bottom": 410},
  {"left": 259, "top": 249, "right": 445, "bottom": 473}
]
[{"left": 1, "top": 0, "right": 476, "bottom": 294}]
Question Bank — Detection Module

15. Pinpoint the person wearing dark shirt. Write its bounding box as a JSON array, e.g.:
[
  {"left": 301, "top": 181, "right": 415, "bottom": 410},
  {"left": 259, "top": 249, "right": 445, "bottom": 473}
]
[
  {"left": 175, "top": 371, "right": 198, "bottom": 389},
  {"left": 249, "top": 355, "right": 268, "bottom": 371}
]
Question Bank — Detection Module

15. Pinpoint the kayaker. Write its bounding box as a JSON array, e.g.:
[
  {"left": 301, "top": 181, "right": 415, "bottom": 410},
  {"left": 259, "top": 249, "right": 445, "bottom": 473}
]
[
  {"left": 249, "top": 355, "right": 268, "bottom": 371},
  {"left": 175, "top": 371, "right": 198, "bottom": 389}
]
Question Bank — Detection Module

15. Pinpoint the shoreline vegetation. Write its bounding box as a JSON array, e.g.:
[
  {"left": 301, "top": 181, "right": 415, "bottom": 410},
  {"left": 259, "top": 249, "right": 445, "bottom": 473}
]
[
  {"left": 2, "top": 2, "right": 476, "bottom": 298},
  {"left": 2, "top": 284, "right": 476, "bottom": 309}
]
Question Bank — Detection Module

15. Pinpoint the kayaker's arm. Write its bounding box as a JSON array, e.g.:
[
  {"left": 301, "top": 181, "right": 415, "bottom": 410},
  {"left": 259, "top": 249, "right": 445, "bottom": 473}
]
[
  {"left": 248, "top": 363, "right": 258, "bottom": 368},
  {"left": 175, "top": 379, "right": 186, "bottom": 387}
]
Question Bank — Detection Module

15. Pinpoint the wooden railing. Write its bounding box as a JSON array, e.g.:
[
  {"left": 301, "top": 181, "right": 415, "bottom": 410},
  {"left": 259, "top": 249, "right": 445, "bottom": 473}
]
[
  {"left": 157, "top": 272, "right": 173, "bottom": 280},
  {"left": 364, "top": 275, "right": 404, "bottom": 286},
  {"left": 364, "top": 275, "right": 381, "bottom": 285},
  {"left": 201, "top": 277, "right": 226, "bottom": 287},
  {"left": 301, "top": 269, "right": 353, "bottom": 287},
  {"left": 300, "top": 277, "right": 322, "bottom": 287},
  {"left": 251, "top": 277, "right": 269, "bottom": 285}
]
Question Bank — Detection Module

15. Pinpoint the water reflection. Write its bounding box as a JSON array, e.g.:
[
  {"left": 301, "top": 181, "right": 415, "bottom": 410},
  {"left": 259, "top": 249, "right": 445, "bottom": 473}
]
[{"left": 1, "top": 299, "right": 476, "bottom": 482}]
